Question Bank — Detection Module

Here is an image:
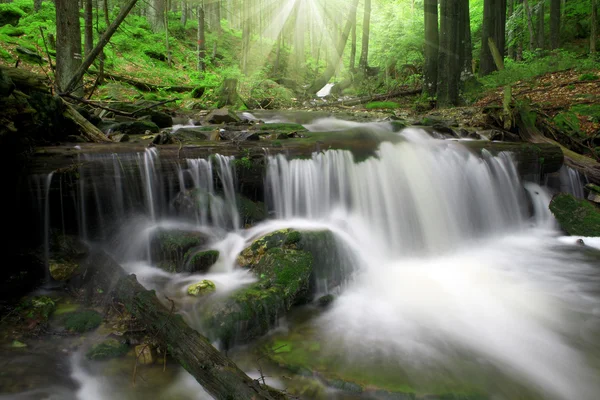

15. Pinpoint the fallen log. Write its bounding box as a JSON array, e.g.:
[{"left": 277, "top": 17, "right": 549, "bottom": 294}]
[
  {"left": 87, "top": 69, "right": 194, "bottom": 93},
  {"left": 0, "top": 65, "right": 50, "bottom": 93},
  {"left": 63, "top": 101, "right": 112, "bottom": 143},
  {"left": 315, "top": 88, "right": 421, "bottom": 107},
  {"left": 83, "top": 250, "right": 286, "bottom": 400},
  {"left": 516, "top": 107, "right": 600, "bottom": 185}
]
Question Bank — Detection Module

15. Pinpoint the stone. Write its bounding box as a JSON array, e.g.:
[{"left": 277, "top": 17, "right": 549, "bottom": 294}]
[
  {"left": 135, "top": 344, "right": 156, "bottom": 365},
  {"left": 16, "top": 47, "right": 44, "bottom": 64},
  {"left": 317, "top": 294, "right": 335, "bottom": 308},
  {"left": 586, "top": 184, "right": 600, "bottom": 204},
  {"left": 188, "top": 250, "right": 219, "bottom": 273},
  {"left": 150, "top": 228, "right": 209, "bottom": 272},
  {"left": 151, "top": 132, "right": 173, "bottom": 145},
  {"left": 205, "top": 108, "right": 241, "bottom": 124},
  {"left": 86, "top": 338, "right": 128, "bottom": 361},
  {"left": 49, "top": 259, "right": 79, "bottom": 281},
  {"left": 173, "top": 127, "right": 215, "bottom": 141},
  {"left": 111, "top": 133, "right": 129, "bottom": 143},
  {"left": 187, "top": 280, "right": 216, "bottom": 296},
  {"left": 113, "top": 121, "right": 159, "bottom": 135},
  {"left": 63, "top": 310, "right": 103, "bottom": 333}
]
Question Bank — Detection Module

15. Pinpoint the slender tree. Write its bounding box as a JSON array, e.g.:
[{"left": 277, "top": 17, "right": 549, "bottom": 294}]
[
  {"left": 198, "top": 5, "right": 206, "bottom": 71},
  {"left": 55, "top": 0, "right": 82, "bottom": 94},
  {"left": 358, "top": 0, "right": 371, "bottom": 71},
  {"left": 84, "top": 0, "right": 94, "bottom": 57},
  {"left": 149, "top": 0, "right": 166, "bottom": 32},
  {"left": 549, "top": 0, "right": 560, "bottom": 48},
  {"left": 592, "top": 0, "right": 597, "bottom": 54},
  {"left": 536, "top": 0, "right": 544, "bottom": 49},
  {"left": 437, "top": 0, "right": 461, "bottom": 106},
  {"left": 34, "top": 0, "right": 42, "bottom": 12},
  {"left": 479, "top": 0, "right": 507, "bottom": 76},
  {"left": 350, "top": 14, "right": 357, "bottom": 71},
  {"left": 523, "top": 0, "right": 536, "bottom": 50},
  {"left": 423, "top": 0, "right": 439, "bottom": 97}
]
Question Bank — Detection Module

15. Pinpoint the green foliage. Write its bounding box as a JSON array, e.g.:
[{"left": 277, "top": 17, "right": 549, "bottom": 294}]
[
  {"left": 63, "top": 310, "right": 103, "bottom": 333},
  {"left": 578, "top": 73, "right": 598, "bottom": 81},
  {"left": 553, "top": 111, "right": 583, "bottom": 138},
  {"left": 365, "top": 101, "right": 401, "bottom": 110},
  {"left": 571, "top": 104, "right": 600, "bottom": 123}
]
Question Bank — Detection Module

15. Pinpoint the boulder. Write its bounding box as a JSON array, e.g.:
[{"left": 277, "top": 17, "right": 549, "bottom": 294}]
[
  {"left": 62, "top": 310, "right": 103, "bottom": 333},
  {"left": 586, "top": 184, "right": 600, "bottom": 204},
  {"left": 205, "top": 229, "right": 313, "bottom": 348},
  {"left": 134, "top": 344, "right": 156, "bottom": 365},
  {"left": 113, "top": 120, "right": 159, "bottom": 135},
  {"left": 86, "top": 338, "right": 129, "bottom": 361},
  {"left": 549, "top": 193, "right": 600, "bottom": 236},
  {"left": 173, "top": 126, "right": 218, "bottom": 141},
  {"left": 187, "top": 279, "right": 216, "bottom": 296},
  {"left": 137, "top": 111, "right": 172, "bottom": 128},
  {"left": 49, "top": 259, "right": 79, "bottom": 281},
  {"left": 150, "top": 228, "right": 209, "bottom": 273},
  {"left": 111, "top": 133, "right": 129, "bottom": 143},
  {"left": 205, "top": 108, "right": 241, "bottom": 124},
  {"left": 0, "top": 6, "right": 23, "bottom": 27},
  {"left": 186, "top": 250, "right": 219, "bottom": 273}
]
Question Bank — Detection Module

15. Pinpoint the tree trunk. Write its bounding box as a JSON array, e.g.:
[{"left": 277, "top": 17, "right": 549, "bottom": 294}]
[
  {"left": 523, "top": 0, "right": 536, "bottom": 51},
  {"left": 508, "top": 0, "right": 516, "bottom": 59},
  {"left": 308, "top": 0, "right": 360, "bottom": 94},
  {"left": 423, "top": 0, "right": 439, "bottom": 97},
  {"left": 241, "top": 0, "right": 250, "bottom": 74},
  {"left": 437, "top": 0, "right": 461, "bottom": 106},
  {"left": 550, "top": 0, "right": 560, "bottom": 49},
  {"left": 180, "top": 0, "right": 187, "bottom": 26},
  {"left": 150, "top": 0, "right": 166, "bottom": 32},
  {"left": 461, "top": 0, "right": 473, "bottom": 79},
  {"left": 165, "top": 5, "right": 171, "bottom": 67},
  {"left": 350, "top": 16, "right": 357, "bottom": 71},
  {"left": 34, "top": 0, "right": 42, "bottom": 12},
  {"left": 197, "top": 5, "right": 205, "bottom": 71},
  {"left": 55, "top": 0, "right": 82, "bottom": 94},
  {"left": 103, "top": 0, "right": 110, "bottom": 24},
  {"left": 479, "top": 0, "right": 507, "bottom": 76},
  {"left": 592, "top": 0, "right": 597, "bottom": 54},
  {"left": 358, "top": 0, "right": 371, "bottom": 70},
  {"left": 64, "top": 0, "right": 139, "bottom": 94},
  {"left": 84, "top": 0, "right": 94, "bottom": 57},
  {"left": 536, "top": 1, "right": 544, "bottom": 49}
]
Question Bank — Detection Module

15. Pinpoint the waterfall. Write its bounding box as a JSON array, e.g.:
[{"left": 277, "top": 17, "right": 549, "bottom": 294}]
[{"left": 267, "top": 130, "right": 527, "bottom": 256}]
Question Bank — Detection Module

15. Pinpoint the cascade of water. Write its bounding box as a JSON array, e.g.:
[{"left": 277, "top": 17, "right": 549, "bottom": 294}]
[
  {"left": 558, "top": 165, "right": 586, "bottom": 198},
  {"left": 267, "top": 131, "right": 527, "bottom": 256}
]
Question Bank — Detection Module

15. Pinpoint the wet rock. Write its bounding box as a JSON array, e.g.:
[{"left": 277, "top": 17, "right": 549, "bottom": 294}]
[
  {"left": 86, "top": 338, "right": 128, "bottom": 360},
  {"left": 236, "top": 194, "right": 267, "bottom": 227},
  {"left": 187, "top": 250, "right": 219, "bottom": 273},
  {"left": 49, "top": 259, "right": 79, "bottom": 281},
  {"left": 150, "top": 228, "right": 209, "bottom": 273},
  {"left": 114, "top": 120, "right": 159, "bottom": 135},
  {"left": 205, "top": 108, "right": 241, "bottom": 124},
  {"left": 111, "top": 133, "right": 129, "bottom": 143},
  {"left": 17, "top": 296, "right": 56, "bottom": 331},
  {"left": 317, "top": 294, "right": 334, "bottom": 308},
  {"left": 151, "top": 132, "right": 173, "bottom": 145},
  {"left": 586, "top": 184, "right": 600, "bottom": 204},
  {"left": 62, "top": 310, "right": 103, "bottom": 333},
  {"left": 549, "top": 193, "right": 600, "bottom": 236},
  {"left": 141, "top": 111, "right": 172, "bottom": 128},
  {"left": 173, "top": 126, "right": 217, "bottom": 141},
  {"left": 187, "top": 279, "right": 216, "bottom": 296},
  {"left": 135, "top": 344, "right": 156, "bottom": 365},
  {"left": 489, "top": 129, "right": 521, "bottom": 142}
]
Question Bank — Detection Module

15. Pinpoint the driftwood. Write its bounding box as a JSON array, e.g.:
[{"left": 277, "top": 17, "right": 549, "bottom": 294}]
[
  {"left": 316, "top": 88, "right": 421, "bottom": 107},
  {"left": 64, "top": 94, "right": 176, "bottom": 117},
  {"left": 62, "top": 101, "right": 112, "bottom": 143},
  {"left": 87, "top": 69, "right": 194, "bottom": 93}
]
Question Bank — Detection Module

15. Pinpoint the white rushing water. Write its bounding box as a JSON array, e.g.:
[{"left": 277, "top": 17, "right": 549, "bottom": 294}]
[{"left": 29, "top": 117, "right": 600, "bottom": 399}]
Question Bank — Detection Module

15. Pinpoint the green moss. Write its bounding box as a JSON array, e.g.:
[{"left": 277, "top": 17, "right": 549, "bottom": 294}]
[
  {"left": 552, "top": 111, "right": 583, "bottom": 138},
  {"left": 549, "top": 193, "right": 600, "bottom": 236},
  {"left": 63, "top": 310, "right": 103, "bottom": 333},
  {"left": 17, "top": 295, "right": 56, "bottom": 324},
  {"left": 205, "top": 233, "right": 313, "bottom": 348},
  {"left": 570, "top": 103, "right": 600, "bottom": 123},
  {"left": 236, "top": 194, "right": 266, "bottom": 227},
  {"left": 256, "top": 123, "right": 306, "bottom": 132},
  {"left": 0, "top": 4, "right": 25, "bottom": 26},
  {"left": 86, "top": 339, "right": 129, "bottom": 361},
  {"left": 578, "top": 73, "right": 598, "bottom": 81},
  {"left": 365, "top": 101, "right": 401, "bottom": 110},
  {"left": 187, "top": 279, "right": 216, "bottom": 296},
  {"left": 151, "top": 229, "right": 206, "bottom": 272}
]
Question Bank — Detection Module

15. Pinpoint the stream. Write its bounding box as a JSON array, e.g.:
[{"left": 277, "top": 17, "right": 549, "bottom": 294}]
[{"left": 3, "top": 112, "right": 600, "bottom": 400}]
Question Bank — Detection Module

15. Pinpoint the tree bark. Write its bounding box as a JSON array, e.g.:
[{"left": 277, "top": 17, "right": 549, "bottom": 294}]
[
  {"left": 350, "top": 15, "right": 357, "bottom": 71},
  {"left": 536, "top": 1, "right": 544, "bottom": 49},
  {"left": 479, "top": 0, "right": 507, "bottom": 76},
  {"left": 550, "top": 0, "right": 560, "bottom": 49},
  {"left": 150, "top": 0, "right": 166, "bottom": 32},
  {"left": 592, "top": 0, "right": 597, "bottom": 54},
  {"left": 197, "top": 5, "right": 205, "bottom": 71},
  {"left": 63, "top": 101, "right": 113, "bottom": 143},
  {"left": 64, "top": 0, "right": 139, "bottom": 94},
  {"left": 180, "top": 0, "right": 187, "bottom": 25},
  {"left": 437, "top": 0, "right": 461, "bottom": 106},
  {"left": 84, "top": 0, "right": 94, "bottom": 57},
  {"left": 461, "top": 0, "right": 473, "bottom": 78},
  {"left": 34, "top": 0, "right": 42, "bottom": 12},
  {"left": 358, "top": 0, "right": 371, "bottom": 70},
  {"left": 55, "top": 0, "right": 83, "bottom": 94},
  {"left": 523, "top": 0, "right": 536, "bottom": 51},
  {"left": 423, "top": 0, "right": 439, "bottom": 97}
]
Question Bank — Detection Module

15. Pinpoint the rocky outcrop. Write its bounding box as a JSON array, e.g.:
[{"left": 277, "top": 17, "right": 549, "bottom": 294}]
[{"left": 549, "top": 193, "right": 600, "bottom": 236}]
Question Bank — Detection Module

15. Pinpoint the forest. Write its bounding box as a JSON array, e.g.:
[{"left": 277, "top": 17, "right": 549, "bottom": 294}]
[{"left": 0, "top": 1, "right": 600, "bottom": 400}]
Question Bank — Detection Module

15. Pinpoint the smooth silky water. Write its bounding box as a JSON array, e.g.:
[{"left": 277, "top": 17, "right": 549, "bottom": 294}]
[{"left": 9, "top": 114, "right": 600, "bottom": 400}]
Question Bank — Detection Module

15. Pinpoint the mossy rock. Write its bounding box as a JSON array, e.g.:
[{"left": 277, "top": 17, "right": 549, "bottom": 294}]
[
  {"left": 0, "top": 5, "right": 24, "bottom": 26},
  {"left": 254, "top": 123, "right": 307, "bottom": 132},
  {"left": 114, "top": 120, "right": 160, "bottom": 135},
  {"left": 49, "top": 259, "right": 79, "bottom": 281},
  {"left": 63, "top": 310, "right": 103, "bottom": 333},
  {"left": 549, "top": 193, "right": 600, "bottom": 236},
  {"left": 150, "top": 228, "right": 208, "bottom": 272},
  {"left": 187, "top": 279, "right": 216, "bottom": 296},
  {"left": 86, "top": 338, "right": 128, "bottom": 361},
  {"left": 186, "top": 249, "right": 219, "bottom": 273},
  {"left": 205, "top": 230, "right": 312, "bottom": 348}
]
